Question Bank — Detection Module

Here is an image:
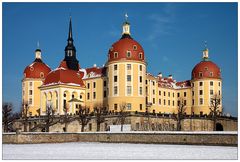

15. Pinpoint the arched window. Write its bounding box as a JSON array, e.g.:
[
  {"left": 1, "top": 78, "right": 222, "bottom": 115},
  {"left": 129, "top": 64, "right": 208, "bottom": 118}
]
[{"left": 40, "top": 72, "right": 44, "bottom": 78}]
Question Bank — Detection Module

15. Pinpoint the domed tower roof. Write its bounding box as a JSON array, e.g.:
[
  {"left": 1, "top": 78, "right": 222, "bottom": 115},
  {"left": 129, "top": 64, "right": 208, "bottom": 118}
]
[
  {"left": 23, "top": 48, "right": 51, "bottom": 79},
  {"left": 191, "top": 47, "right": 221, "bottom": 80},
  {"left": 107, "top": 14, "right": 145, "bottom": 63}
]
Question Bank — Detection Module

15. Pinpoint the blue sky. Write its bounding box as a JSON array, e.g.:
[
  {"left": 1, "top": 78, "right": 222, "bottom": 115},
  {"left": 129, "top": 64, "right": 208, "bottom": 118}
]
[{"left": 2, "top": 2, "right": 238, "bottom": 116}]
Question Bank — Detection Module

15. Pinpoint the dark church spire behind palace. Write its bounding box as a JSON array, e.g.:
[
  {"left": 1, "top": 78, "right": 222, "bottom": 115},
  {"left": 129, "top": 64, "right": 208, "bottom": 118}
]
[{"left": 64, "top": 17, "right": 79, "bottom": 71}]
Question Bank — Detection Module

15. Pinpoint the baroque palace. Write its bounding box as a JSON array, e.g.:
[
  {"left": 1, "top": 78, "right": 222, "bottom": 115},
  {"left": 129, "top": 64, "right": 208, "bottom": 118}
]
[{"left": 22, "top": 16, "right": 223, "bottom": 117}]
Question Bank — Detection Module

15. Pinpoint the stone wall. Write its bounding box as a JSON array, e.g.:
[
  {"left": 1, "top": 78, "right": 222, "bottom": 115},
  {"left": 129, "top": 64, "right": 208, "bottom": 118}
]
[
  {"left": 3, "top": 132, "right": 237, "bottom": 146},
  {"left": 13, "top": 115, "right": 237, "bottom": 133}
]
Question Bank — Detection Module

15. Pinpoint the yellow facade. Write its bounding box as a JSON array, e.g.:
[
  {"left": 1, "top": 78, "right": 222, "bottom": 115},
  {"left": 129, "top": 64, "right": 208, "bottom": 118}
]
[
  {"left": 106, "top": 60, "right": 146, "bottom": 112},
  {"left": 22, "top": 16, "right": 222, "bottom": 117}
]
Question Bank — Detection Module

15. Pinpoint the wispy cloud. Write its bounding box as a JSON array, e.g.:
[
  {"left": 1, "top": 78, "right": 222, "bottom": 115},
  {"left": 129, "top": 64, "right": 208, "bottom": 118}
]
[{"left": 147, "top": 4, "right": 176, "bottom": 42}]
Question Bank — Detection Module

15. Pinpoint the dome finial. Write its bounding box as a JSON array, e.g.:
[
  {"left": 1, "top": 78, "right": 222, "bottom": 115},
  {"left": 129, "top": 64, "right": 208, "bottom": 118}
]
[
  {"left": 121, "top": 13, "right": 131, "bottom": 38},
  {"left": 202, "top": 41, "right": 209, "bottom": 61},
  {"left": 35, "top": 41, "right": 41, "bottom": 60}
]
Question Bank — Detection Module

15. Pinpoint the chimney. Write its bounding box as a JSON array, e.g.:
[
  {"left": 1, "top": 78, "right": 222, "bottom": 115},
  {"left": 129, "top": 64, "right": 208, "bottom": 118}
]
[
  {"left": 168, "top": 75, "right": 173, "bottom": 79},
  {"left": 93, "top": 64, "right": 97, "bottom": 67}
]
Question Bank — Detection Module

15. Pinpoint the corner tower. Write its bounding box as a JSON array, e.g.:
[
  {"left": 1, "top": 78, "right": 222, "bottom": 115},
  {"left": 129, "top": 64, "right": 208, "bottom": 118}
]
[
  {"left": 191, "top": 45, "right": 222, "bottom": 115},
  {"left": 22, "top": 46, "right": 51, "bottom": 116},
  {"left": 106, "top": 14, "right": 147, "bottom": 112}
]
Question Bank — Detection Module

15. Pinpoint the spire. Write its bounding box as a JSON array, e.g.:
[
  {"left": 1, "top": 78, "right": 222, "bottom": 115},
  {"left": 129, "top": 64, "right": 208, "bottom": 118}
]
[
  {"left": 68, "top": 16, "right": 73, "bottom": 41},
  {"left": 64, "top": 16, "right": 79, "bottom": 71},
  {"left": 121, "top": 13, "right": 132, "bottom": 39},
  {"left": 35, "top": 41, "right": 42, "bottom": 61},
  {"left": 202, "top": 41, "right": 209, "bottom": 61}
]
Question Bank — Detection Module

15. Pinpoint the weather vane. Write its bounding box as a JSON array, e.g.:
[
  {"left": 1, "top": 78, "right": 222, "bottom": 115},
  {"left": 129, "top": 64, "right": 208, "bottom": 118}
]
[
  {"left": 125, "top": 13, "right": 128, "bottom": 21},
  {"left": 37, "top": 41, "right": 40, "bottom": 49},
  {"left": 204, "top": 40, "right": 208, "bottom": 49}
]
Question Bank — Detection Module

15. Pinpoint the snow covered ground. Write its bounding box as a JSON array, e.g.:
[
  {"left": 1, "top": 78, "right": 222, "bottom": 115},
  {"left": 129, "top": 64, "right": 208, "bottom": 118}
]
[{"left": 3, "top": 142, "right": 237, "bottom": 160}]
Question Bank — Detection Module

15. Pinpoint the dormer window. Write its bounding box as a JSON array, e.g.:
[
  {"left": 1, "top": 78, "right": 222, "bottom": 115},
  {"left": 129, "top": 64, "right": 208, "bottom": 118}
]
[
  {"left": 205, "top": 67, "right": 208, "bottom": 71},
  {"left": 126, "top": 51, "right": 131, "bottom": 58},
  {"left": 110, "top": 46, "right": 114, "bottom": 51},
  {"left": 30, "top": 67, "right": 34, "bottom": 71},
  {"left": 139, "top": 52, "right": 143, "bottom": 59},
  {"left": 210, "top": 72, "right": 213, "bottom": 77},
  {"left": 114, "top": 52, "right": 118, "bottom": 58},
  {"left": 199, "top": 72, "right": 203, "bottom": 77},
  {"left": 40, "top": 72, "right": 44, "bottom": 78},
  {"left": 133, "top": 45, "right": 137, "bottom": 50}
]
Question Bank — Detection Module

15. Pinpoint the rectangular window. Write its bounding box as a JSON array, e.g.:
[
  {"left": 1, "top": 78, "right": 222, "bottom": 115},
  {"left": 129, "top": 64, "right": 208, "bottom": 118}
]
[
  {"left": 192, "top": 91, "right": 194, "bottom": 96},
  {"left": 219, "top": 82, "right": 221, "bottom": 87},
  {"left": 139, "top": 65, "right": 142, "bottom": 71},
  {"left": 192, "top": 83, "right": 194, "bottom": 87},
  {"left": 127, "top": 64, "right": 131, "bottom": 70},
  {"left": 219, "top": 90, "right": 221, "bottom": 95},
  {"left": 139, "top": 53, "right": 142, "bottom": 59},
  {"left": 199, "top": 90, "right": 203, "bottom": 95},
  {"left": 199, "top": 72, "right": 203, "bottom": 77},
  {"left": 29, "top": 90, "right": 32, "bottom": 95},
  {"left": 168, "top": 100, "right": 170, "bottom": 106},
  {"left": 104, "top": 91, "right": 107, "bottom": 98},
  {"left": 173, "top": 101, "right": 174, "bottom": 106},
  {"left": 159, "top": 99, "right": 161, "bottom": 105},
  {"left": 184, "top": 100, "right": 187, "bottom": 105},
  {"left": 93, "top": 92, "right": 96, "bottom": 99},
  {"left": 153, "top": 90, "right": 155, "bottom": 95},
  {"left": 192, "top": 99, "right": 194, "bottom": 105},
  {"left": 140, "top": 104, "right": 142, "bottom": 110},
  {"left": 114, "top": 86, "right": 118, "bottom": 95},
  {"left": 145, "top": 80, "right": 148, "bottom": 84},
  {"left": 164, "top": 91, "right": 166, "bottom": 96},
  {"left": 29, "top": 82, "right": 32, "bottom": 86},
  {"left": 87, "top": 93, "right": 90, "bottom": 100},
  {"left": 210, "top": 90, "right": 213, "bottom": 95},
  {"left": 159, "top": 91, "right": 161, "bottom": 96},
  {"left": 210, "top": 81, "right": 213, "bottom": 86},
  {"left": 114, "top": 104, "right": 118, "bottom": 111},
  {"left": 87, "top": 83, "right": 90, "bottom": 89},
  {"left": 184, "top": 92, "right": 187, "bottom": 97},
  {"left": 104, "top": 81, "right": 107, "bottom": 87},
  {"left": 29, "top": 98, "right": 32, "bottom": 105},
  {"left": 114, "top": 64, "right": 118, "bottom": 70},
  {"left": 173, "top": 93, "right": 174, "bottom": 97},
  {"left": 168, "top": 92, "right": 170, "bottom": 97},
  {"left": 210, "top": 72, "right": 213, "bottom": 77},
  {"left": 139, "top": 87, "right": 143, "bottom": 95},
  {"left": 164, "top": 99, "right": 166, "bottom": 105},
  {"left": 127, "top": 75, "right": 131, "bottom": 82},
  {"left": 153, "top": 98, "right": 155, "bottom": 104},
  {"left": 114, "top": 76, "right": 118, "bottom": 82},
  {"left": 177, "top": 93, "right": 180, "bottom": 97},
  {"left": 127, "top": 103, "right": 131, "bottom": 110},
  {"left": 93, "top": 82, "right": 96, "bottom": 88},
  {"left": 127, "top": 86, "right": 132, "bottom": 95},
  {"left": 199, "top": 82, "right": 203, "bottom": 86},
  {"left": 152, "top": 81, "right": 155, "bottom": 86},
  {"left": 139, "top": 76, "right": 142, "bottom": 83},
  {"left": 200, "top": 98, "right": 203, "bottom": 105}
]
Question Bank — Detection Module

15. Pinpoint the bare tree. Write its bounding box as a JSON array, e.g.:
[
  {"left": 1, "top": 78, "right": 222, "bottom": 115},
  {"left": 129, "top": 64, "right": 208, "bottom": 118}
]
[
  {"left": 118, "top": 103, "right": 129, "bottom": 132},
  {"left": 77, "top": 105, "right": 91, "bottom": 132},
  {"left": 2, "top": 102, "right": 13, "bottom": 132},
  {"left": 94, "top": 105, "right": 108, "bottom": 132},
  {"left": 60, "top": 105, "right": 72, "bottom": 132},
  {"left": 209, "top": 94, "right": 222, "bottom": 131},
  {"left": 43, "top": 104, "right": 55, "bottom": 132},
  {"left": 174, "top": 98, "right": 186, "bottom": 131}
]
